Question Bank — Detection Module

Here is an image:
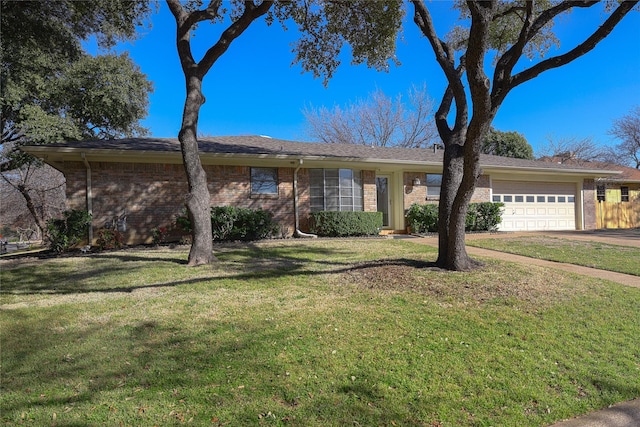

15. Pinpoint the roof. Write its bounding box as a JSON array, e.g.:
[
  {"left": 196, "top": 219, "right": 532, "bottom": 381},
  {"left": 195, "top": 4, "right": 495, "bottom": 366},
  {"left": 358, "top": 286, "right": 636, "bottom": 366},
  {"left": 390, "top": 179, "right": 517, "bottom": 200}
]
[
  {"left": 21, "top": 135, "right": 622, "bottom": 177},
  {"left": 539, "top": 157, "right": 640, "bottom": 183}
]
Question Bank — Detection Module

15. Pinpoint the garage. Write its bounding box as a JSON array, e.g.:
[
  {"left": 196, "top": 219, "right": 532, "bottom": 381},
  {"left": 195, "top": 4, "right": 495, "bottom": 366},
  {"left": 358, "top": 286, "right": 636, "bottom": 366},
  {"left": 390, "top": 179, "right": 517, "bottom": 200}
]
[{"left": 492, "top": 181, "right": 577, "bottom": 231}]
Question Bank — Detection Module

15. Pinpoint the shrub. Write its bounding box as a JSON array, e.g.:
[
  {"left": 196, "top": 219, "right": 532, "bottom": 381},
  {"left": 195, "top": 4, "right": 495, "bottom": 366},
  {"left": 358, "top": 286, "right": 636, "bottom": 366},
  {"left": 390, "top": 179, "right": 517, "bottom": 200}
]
[
  {"left": 96, "top": 228, "right": 125, "bottom": 250},
  {"left": 468, "top": 202, "right": 505, "bottom": 232},
  {"left": 176, "top": 206, "right": 279, "bottom": 242},
  {"left": 151, "top": 226, "right": 168, "bottom": 245},
  {"left": 406, "top": 202, "right": 504, "bottom": 234},
  {"left": 309, "top": 211, "right": 383, "bottom": 237},
  {"left": 46, "top": 209, "right": 92, "bottom": 253},
  {"left": 406, "top": 204, "right": 439, "bottom": 233}
]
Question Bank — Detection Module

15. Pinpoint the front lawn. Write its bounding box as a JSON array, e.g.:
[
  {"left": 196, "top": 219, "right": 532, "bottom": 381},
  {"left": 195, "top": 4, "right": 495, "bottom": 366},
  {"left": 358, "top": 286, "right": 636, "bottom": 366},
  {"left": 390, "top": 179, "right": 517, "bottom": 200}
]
[
  {"left": 1, "top": 239, "right": 639, "bottom": 426},
  {"left": 466, "top": 236, "right": 640, "bottom": 276}
]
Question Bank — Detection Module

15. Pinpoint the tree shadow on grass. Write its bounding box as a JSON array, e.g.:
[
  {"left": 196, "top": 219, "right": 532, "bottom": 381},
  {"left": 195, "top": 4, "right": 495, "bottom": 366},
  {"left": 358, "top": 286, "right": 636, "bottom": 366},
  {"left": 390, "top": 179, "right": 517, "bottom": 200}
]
[{"left": 1, "top": 251, "right": 437, "bottom": 296}]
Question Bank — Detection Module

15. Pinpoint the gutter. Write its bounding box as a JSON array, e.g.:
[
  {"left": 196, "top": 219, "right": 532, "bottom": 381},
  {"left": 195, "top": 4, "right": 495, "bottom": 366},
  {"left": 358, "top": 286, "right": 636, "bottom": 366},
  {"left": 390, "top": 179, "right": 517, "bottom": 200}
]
[
  {"left": 81, "top": 153, "right": 93, "bottom": 244},
  {"left": 293, "top": 159, "right": 317, "bottom": 239}
]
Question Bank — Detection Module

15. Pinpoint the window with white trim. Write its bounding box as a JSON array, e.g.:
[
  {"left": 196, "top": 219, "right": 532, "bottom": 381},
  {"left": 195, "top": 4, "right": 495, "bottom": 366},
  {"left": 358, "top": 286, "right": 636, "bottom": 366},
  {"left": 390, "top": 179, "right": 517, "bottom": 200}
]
[
  {"left": 251, "top": 167, "right": 278, "bottom": 195},
  {"left": 621, "top": 186, "right": 629, "bottom": 202},
  {"left": 596, "top": 185, "right": 606, "bottom": 202},
  {"left": 310, "top": 169, "right": 363, "bottom": 212}
]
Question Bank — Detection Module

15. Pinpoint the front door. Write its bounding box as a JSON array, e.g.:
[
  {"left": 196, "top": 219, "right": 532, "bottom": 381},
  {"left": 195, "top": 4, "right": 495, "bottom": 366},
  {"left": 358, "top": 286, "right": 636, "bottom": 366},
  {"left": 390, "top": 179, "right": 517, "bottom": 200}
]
[{"left": 376, "top": 175, "right": 392, "bottom": 228}]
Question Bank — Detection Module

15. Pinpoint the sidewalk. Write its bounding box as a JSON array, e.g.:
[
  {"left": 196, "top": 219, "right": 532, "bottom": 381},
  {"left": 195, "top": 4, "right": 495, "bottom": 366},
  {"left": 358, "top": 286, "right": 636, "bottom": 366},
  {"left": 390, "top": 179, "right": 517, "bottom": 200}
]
[
  {"left": 548, "top": 399, "right": 640, "bottom": 427},
  {"left": 412, "top": 234, "right": 640, "bottom": 288},
  {"left": 410, "top": 233, "right": 640, "bottom": 426}
]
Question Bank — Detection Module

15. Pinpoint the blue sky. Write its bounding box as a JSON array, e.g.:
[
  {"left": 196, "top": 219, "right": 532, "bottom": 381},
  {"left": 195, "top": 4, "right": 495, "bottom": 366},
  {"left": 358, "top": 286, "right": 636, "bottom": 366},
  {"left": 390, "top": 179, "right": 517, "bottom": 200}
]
[{"left": 112, "top": 2, "right": 640, "bottom": 155}]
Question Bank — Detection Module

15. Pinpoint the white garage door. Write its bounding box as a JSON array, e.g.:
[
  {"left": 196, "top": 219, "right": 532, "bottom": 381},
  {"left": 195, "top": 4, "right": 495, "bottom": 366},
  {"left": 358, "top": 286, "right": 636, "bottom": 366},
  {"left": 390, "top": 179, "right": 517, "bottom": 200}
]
[{"left": 492, "top": 181, "right": 576, "bottom": 231}]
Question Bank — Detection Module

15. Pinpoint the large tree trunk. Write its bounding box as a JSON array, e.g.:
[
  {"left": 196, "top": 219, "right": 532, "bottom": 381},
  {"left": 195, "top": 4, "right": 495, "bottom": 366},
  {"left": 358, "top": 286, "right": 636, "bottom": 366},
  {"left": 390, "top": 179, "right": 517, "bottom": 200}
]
[
  {"left": 180, "top": 74, "right": 214, "bottom": 266},
  {"left": 437, "top": 131, "right": 484, "bottom": 271}
]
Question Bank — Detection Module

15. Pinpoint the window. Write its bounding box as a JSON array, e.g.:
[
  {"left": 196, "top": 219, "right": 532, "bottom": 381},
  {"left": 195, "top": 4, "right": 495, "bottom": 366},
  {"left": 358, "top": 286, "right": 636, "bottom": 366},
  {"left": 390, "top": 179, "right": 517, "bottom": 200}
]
[
  {"left": 515, "top": 196, "right": 524, "bottom": 203},
  {"left": 568, "top": 196, "right": 575, "bottom": 203},
  {"left": 558, "top": 196, "right": 566, "bottom": 203},
  {"left": 597, "top": 185, "right": 606, "bottom": 202},
  {"left": 425, "top": 173, "right": 442, "bottom": 199},
  {"left": 310, "top": 169, "right": 363, "bottom": 212},
  {"left": 492, "top": 195, "right": 501, "bottom": 202},
  {"left": 548, "top": 196, "right": 556, "bottom": 203},
  {"left": 251, "top": 167, "right": 278, "bottom": 195},
  {"left": 526, "top": 196, "right": 535, "bottom": 203},
  {"left": 537, "top": 196, "right": 545, "bottom": 203},
  {"left": 621, "top": 186, "right": 630, "bottom": 202},
  {"left": 503, "top": 195, "right": 513, "bottom": 202}
]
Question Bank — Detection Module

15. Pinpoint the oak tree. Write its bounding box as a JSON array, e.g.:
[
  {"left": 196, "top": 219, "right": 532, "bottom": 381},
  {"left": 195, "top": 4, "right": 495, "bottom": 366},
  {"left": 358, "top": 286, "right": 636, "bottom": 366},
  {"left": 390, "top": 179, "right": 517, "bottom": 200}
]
[
  {"left": 482, "top": 128, "right": 533, "bottom": 160},
  {"left": 294, "top": 0, "right": 637, "bottom": 270},
  {"left": 166, "top": 0, "right": 274, "bottom": 266},
  {"left": 1, "top": 0, "right": 153, "bottom": 236}
]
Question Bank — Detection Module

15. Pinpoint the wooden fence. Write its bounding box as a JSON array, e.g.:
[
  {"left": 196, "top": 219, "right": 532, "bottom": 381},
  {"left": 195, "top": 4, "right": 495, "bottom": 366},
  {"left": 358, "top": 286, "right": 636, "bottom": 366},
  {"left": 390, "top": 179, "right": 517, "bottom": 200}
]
[{"left": 596, "top": 201, "right": 640, "bottom": 229}]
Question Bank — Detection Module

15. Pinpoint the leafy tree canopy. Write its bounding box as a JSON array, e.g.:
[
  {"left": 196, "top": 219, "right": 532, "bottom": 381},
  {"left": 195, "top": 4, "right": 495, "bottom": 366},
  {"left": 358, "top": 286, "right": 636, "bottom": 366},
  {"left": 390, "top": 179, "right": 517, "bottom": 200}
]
[
  {"left": 1, "top": 0, "right": 153, "bottom": 170},
  {"left": 288, "top": 0, "right": 637, "bottom": 271},
  {"left": 482, "top": 127, "right": 534, "bottom": 159}
]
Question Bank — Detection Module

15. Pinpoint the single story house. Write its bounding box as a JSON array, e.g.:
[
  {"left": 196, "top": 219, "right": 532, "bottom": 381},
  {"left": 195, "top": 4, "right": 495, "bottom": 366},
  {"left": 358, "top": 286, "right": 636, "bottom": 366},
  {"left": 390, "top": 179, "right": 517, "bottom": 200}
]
[{"left": 22, "top": 136, "right": 621, "bottom": 244}]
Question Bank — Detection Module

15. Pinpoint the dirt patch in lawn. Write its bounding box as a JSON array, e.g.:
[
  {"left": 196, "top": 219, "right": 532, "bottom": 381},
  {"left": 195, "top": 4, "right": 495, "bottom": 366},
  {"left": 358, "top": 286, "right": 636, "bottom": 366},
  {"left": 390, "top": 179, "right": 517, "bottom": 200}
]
[{"left": 337, "top": 258, "right": 582, "bottom": 308}]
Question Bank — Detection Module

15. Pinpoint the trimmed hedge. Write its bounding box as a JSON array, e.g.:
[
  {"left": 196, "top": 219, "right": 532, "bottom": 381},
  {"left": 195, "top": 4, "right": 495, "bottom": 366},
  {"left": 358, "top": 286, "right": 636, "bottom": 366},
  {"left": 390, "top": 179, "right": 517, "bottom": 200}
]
[
  {"left": 176, "top": 206, "right": 279, "bottom": 241},
  {"left": 406, "top": 202, "right": 504, "bottom": 233},
  {"left": 309, "top": 211, "right": 383, "bottom": 237}
]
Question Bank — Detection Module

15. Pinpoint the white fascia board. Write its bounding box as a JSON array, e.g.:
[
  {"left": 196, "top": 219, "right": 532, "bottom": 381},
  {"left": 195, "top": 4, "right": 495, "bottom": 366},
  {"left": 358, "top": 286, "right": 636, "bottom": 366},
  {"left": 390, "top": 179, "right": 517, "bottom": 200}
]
[{"left": 481, "top": 165, "right": 622, "bottom": 178}]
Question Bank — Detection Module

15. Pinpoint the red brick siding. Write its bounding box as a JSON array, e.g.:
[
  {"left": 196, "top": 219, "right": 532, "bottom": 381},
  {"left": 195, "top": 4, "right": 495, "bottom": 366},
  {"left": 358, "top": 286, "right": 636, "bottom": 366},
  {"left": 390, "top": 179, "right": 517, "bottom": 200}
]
[
  {"left": 60, "top": 162, "right": 340, "bottom": 244},
  {"left": 402, "top": 172, "right": 491, "bottom": 211},
  {"left": 583, "top": 179, "right": 596, "bottom": 230},
  {"left": 362, "top": 170, "right": 377, "bottom": 212}
]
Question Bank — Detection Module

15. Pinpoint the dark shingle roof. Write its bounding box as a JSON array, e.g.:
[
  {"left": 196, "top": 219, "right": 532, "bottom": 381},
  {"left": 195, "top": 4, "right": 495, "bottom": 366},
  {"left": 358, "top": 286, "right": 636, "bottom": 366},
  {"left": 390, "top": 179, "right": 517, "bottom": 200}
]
[{"left": 23, "top": 135, "right": 621, "bottom": 175}]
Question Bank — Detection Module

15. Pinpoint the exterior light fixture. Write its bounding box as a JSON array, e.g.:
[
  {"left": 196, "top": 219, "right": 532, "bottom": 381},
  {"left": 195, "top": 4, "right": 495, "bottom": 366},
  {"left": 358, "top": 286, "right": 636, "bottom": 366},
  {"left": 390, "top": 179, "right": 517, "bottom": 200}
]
[{"left": 413, "top": 177, "right": 421, "bottom": 186}]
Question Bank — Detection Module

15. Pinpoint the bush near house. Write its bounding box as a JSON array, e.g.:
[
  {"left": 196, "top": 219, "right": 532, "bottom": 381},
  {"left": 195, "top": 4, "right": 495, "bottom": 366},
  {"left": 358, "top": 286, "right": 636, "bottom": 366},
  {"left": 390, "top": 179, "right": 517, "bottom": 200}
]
[
  {"left": 407, "top": 202, "right": 504, "bottom": 234},
  {"left": 310, "top": 211, "right": 383, "bottom": 237},
  {"left": 46, "top": 209, "right": 92, "bottom": 253},
  {"left": 176, "top": 206, "right": 279, "bottom": 242}
]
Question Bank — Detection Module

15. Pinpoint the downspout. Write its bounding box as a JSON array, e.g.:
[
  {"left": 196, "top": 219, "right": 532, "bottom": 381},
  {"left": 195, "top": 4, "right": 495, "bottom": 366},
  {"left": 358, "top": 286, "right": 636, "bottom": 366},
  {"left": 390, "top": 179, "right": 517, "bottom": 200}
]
[
  {"left": 81, "top": 153, "right": 93, "bottom": 244},
  {"left": 293, "top": 159, "right": 317, "bottom": 238}
]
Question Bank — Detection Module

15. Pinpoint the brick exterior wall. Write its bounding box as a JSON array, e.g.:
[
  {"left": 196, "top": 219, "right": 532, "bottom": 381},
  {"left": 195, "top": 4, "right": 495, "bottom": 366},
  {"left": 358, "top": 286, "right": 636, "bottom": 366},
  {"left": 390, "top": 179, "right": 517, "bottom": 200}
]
[
  {"left": 583, "top": 179, "right": 596, "bottom": 230},
  {"left": 61, "top": 161, "right": 379, "bottom": 244},
  {"left": 362, "top": 170, "right": 377, "bottom": 212},
  {"left": 402, "top": 172, "right": 491, "bottom": 211},
  {"left": 61, "top": 159, "right": 583, "bottom": 245}
]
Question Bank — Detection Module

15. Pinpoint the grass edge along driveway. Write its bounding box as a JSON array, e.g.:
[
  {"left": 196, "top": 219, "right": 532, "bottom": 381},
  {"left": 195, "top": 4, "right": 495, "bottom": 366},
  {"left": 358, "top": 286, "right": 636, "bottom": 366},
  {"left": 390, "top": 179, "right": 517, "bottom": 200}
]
[
  {"left": 1, "top": 239, "right": 639, "bottom": 426},
  {"left": 466, "top": 235, "right": 640, "bottom": 276}
]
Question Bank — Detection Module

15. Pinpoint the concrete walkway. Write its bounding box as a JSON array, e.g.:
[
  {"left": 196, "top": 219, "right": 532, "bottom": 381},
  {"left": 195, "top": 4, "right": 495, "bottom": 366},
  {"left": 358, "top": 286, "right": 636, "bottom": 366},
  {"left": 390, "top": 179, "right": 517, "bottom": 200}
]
[
  {"left": 412, "top": 232, "right": 640, "bottom": 288},
  {"left": 410, "top": 231, "right": 640, "bottom": 426}
]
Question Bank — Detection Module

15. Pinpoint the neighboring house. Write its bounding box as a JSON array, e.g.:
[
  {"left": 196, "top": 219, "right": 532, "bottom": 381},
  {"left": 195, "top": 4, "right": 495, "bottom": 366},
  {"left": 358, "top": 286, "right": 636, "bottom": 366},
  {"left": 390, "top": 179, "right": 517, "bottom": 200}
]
[
  {"left": 540, "top": 157, "right": 640, "bottom": 229},
  {"left": 22, "top": 136, "right": 620, "bottom": 244},
  {"left": 594, "top": 164, "right": 640, "bottom": 229}
]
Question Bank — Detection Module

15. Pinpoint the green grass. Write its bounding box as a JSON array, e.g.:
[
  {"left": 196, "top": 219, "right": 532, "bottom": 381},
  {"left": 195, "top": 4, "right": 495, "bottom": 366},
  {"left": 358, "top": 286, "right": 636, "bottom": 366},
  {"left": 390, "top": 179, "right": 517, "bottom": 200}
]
[
  {"left": 1, "top": 239, "right": 639, "bottom": 426},
  {"left": 467, "top": 236, "right": 640, "bottom": 276}
]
